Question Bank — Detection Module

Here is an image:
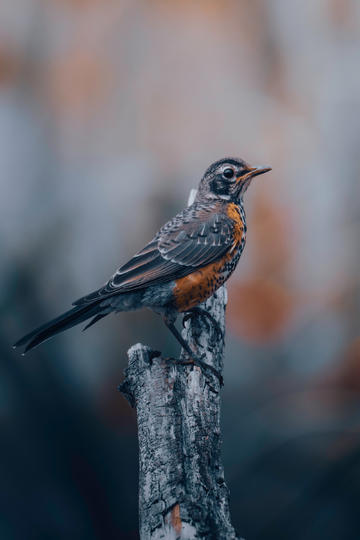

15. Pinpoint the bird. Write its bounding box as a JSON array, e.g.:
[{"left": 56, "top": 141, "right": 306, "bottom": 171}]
[{"left": 14, "top": 157, "right": 271, "bottom": 379}]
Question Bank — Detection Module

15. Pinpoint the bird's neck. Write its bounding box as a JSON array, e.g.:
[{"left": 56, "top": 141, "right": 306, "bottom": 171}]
[{"left": 193, "top": 194, "right": 247, "bottom": 228}]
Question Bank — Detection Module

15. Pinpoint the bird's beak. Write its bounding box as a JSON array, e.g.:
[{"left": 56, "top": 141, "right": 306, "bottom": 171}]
[
  {"left": 249, "top": 165, "right": 272, "bottom": 177},
  {"left": 236, "top": 165, "right": 272, "bottom": 183}
]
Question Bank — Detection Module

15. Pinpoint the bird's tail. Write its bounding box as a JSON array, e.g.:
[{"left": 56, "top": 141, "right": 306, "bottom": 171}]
[{"left": 13, "top": 301, "right": 108, "bottom": 355}]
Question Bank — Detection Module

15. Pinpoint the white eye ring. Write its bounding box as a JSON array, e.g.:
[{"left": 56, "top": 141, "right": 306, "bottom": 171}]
[{"left": 222, "top": 167, "right": 235, "bottom": 180}]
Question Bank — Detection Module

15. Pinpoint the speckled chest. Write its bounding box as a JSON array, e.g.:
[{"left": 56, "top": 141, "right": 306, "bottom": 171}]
[
  {"left": 172, "top": 201, "right": 247, "bottom": 311},
  {"left": 220, "top": 201, "right": 246, "bottom": 280}
]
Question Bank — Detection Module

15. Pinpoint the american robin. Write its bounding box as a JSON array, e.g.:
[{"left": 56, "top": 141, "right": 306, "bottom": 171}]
[{"left": 14, "top": 157, "right": 271, "bottom": 378}]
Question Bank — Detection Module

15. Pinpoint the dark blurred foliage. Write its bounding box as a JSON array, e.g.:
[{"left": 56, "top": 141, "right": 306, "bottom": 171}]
[{"left": 1, "top": 1, "right": 360, "bottom": 538}]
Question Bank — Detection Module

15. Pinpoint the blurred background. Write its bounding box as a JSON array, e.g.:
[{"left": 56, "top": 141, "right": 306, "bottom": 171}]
[{"left": 1, "top": 0, "right": 360, "bottom": 538}]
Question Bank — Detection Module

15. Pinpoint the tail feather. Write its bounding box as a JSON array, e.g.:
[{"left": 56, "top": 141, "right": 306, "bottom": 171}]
[
  {"left": 13, "top": 301, "right": 107, "bottom": 354},
  {"left": 82, "top": 313, "right": 108, "bottom": 332}
]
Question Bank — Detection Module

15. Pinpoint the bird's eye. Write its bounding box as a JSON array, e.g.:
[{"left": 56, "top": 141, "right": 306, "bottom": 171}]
[{"left": 223, "top": 168, "right": 235, "bottom": 179}]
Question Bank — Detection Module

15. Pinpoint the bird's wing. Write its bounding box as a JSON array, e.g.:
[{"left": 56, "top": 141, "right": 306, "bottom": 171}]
[{"left": 73, "top": 202, "right": 236, "bottom": 305}]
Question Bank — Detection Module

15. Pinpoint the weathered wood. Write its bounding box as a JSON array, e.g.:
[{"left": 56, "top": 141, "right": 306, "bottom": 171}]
[{"left": 119, "top": 285, "right": 239, "bottom": 539}]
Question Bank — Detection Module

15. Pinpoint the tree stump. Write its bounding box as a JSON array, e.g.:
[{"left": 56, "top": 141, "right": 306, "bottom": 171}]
[{"left": 119, "top": 285, "right": 239, "bottom": 539}]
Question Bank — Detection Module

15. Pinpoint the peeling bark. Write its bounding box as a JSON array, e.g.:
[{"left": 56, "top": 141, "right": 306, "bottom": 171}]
[{"left": 119, "top": 285, "right": 240, "bottom": 539}]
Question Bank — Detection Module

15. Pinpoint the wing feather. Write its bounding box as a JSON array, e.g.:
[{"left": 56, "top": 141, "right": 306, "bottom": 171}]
[{"left": 74, "top": 202, "right": 235, "bottom": 305}]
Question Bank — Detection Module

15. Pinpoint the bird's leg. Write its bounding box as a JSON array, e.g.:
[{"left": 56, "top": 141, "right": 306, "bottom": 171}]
[
  {"left": 163, "top": 318, "right": 223, "bottom": 386},
  {"left": 182, "top": 307, "right": 223, "bottom": 341}
]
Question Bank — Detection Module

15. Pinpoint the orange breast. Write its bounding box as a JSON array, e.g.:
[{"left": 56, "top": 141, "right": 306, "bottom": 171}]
[
  {"left": 173, "top": 203, "right": 244, "bottom": 312},
  {"left": 173, "top": 259, "right": 226, "bottom": 311},
  {"left": 226, "top": 202, "right": 244, "bottom": 244}
]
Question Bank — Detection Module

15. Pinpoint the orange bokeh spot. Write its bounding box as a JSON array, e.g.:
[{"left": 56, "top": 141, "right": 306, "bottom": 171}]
[{"left": 227, "top": 278, "right": 295, "bottom": 343}]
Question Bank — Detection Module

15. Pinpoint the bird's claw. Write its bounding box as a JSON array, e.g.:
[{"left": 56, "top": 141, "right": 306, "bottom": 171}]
[{"left": 168, "top": 355, "right": 223, "bottom": 386}]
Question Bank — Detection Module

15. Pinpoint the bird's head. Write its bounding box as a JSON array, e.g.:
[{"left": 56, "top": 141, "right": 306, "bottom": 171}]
[{"left": 196, "top": 157, "right": 271, "bottom": 202}]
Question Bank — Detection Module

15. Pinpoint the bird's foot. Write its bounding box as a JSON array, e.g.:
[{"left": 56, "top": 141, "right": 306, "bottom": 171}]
[
  {"left": 167, "top": 355, "right": 223, "bottom": 387},
  {"left": 182, "top": 307, "right": 224, "bottom": 342}
]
